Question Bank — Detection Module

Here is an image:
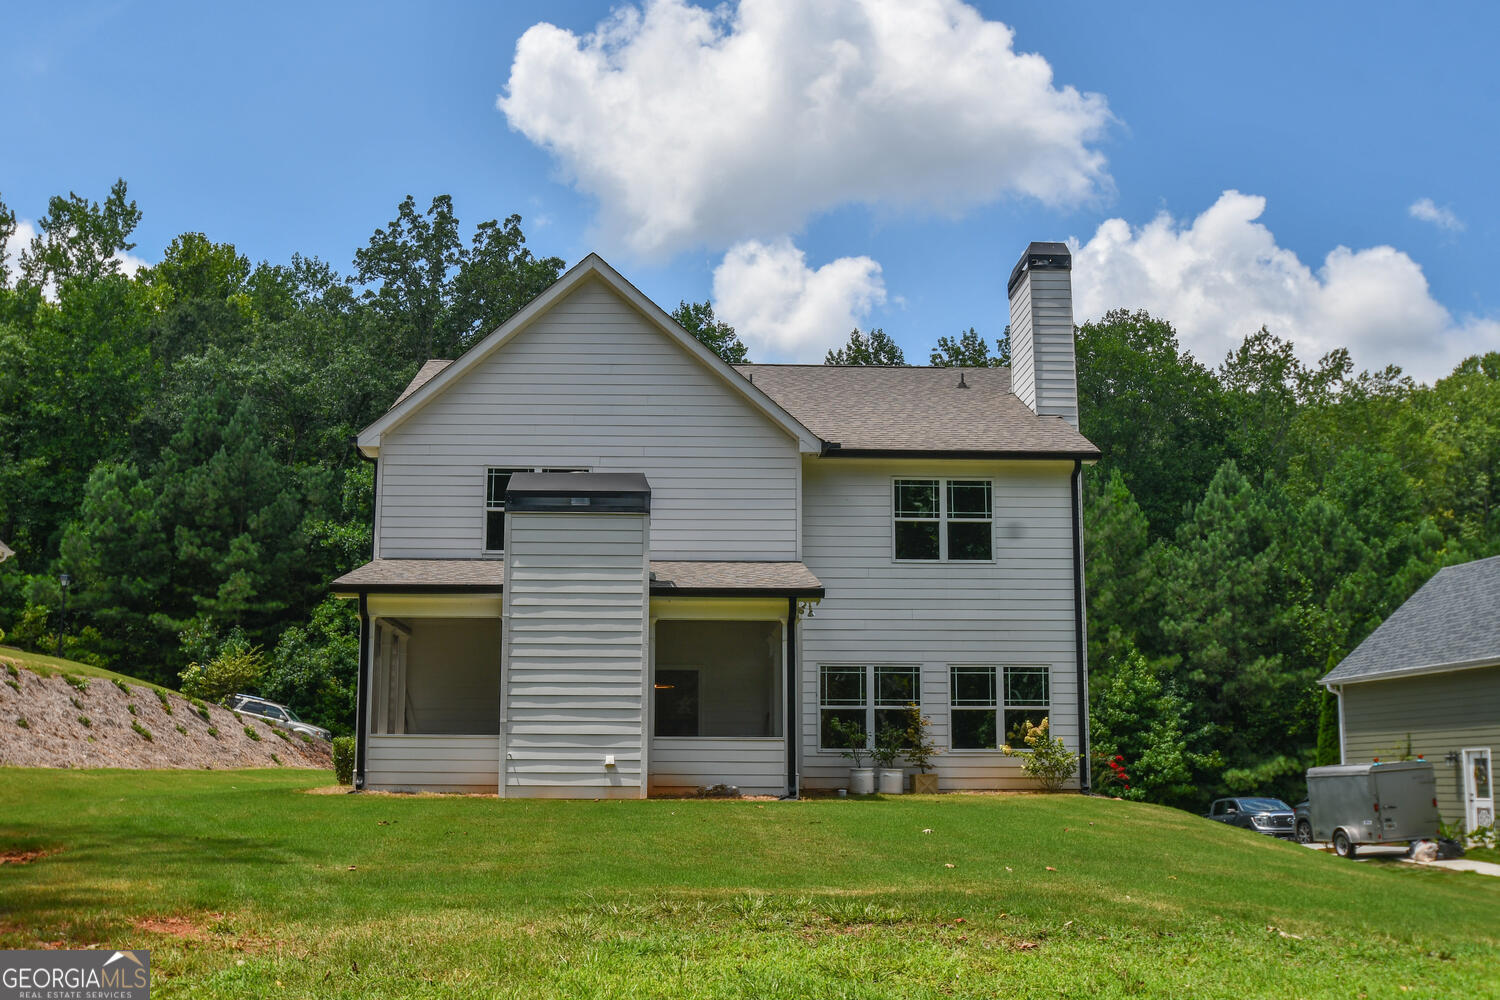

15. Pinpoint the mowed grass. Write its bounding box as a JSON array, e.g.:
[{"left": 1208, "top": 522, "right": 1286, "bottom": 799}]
[{"left": 1, "top": 770, "right": 1497, "bottom": 999}]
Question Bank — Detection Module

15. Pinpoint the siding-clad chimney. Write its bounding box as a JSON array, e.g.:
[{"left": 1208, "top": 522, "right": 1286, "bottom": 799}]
[{"left": 1006, "top": 242, "right": 1079, "bottom": 428}]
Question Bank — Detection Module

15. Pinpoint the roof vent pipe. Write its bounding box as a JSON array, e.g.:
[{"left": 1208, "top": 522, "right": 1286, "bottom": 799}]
[{"left": 957, "top": 371, "right": 969, "bottom": 389}]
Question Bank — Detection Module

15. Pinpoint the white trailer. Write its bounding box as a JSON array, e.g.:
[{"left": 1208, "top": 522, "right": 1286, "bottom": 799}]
[{"left": 1306, "top": 760, "right": 1441, "bottom": 858}]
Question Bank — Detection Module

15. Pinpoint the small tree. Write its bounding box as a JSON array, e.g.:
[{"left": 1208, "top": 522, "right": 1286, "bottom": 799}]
[
  {"left": 179, "top": 628, "right": 266, "bottom": 703},
  {"left": 872, "top": 724, "right": 904, "bottom": 771},
  {"left": 1002, "top": 717, "right": 1078, "bottom": 792},
  {"left": 900, "top": 704, "right": 940, "bottom": 774},
  {"left": 828, "top": 716, "right": 868, "bottom": 769}
]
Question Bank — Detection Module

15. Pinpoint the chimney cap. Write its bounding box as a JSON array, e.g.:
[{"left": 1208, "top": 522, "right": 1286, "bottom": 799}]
[{"left": 1007, "top": 241, "right": 1072, "bottom": 297}]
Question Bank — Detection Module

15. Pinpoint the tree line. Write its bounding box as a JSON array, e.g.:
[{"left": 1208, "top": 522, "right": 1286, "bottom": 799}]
[{"left": 2, "top": 182, "right": 1497, "bottom": 811}]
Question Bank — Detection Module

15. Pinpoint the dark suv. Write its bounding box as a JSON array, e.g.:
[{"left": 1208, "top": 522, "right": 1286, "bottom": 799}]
[{"left": 1206, "top": 797, "right": 1296, "bottom": 838}]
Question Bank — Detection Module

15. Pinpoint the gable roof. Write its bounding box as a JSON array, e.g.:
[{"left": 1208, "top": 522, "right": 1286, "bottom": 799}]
[
  {"left": 738, "top": 365, "right": 1099, "bottom": 458},
  {"left": 356, "top": 254, "right": 823, "bottom": 456},
  {"left": 1322, "top": 555, "right": 1500, "bottom": 685}
]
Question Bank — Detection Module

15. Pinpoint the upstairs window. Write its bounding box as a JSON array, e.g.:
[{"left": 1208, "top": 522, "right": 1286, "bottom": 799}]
[
  {"left": 949, "top": 665, "right": 1050, "bottom": 750},
  {"left": 893, "top": 479, "right": 993, "bottom": 561},
  {"left": 484, "top": 467, "right": 587, "bottom": 552}
]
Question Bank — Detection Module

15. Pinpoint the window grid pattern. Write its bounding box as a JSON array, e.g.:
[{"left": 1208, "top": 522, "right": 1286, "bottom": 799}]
[
  {"left": 948, "top": 665, "right": 1051, "bottom": 751},
  {"left": 818, "top": 664, "right": 921, "bottom": 751},
  {"left": 893, "top": 478, "right": 993, "bottom": 561}
]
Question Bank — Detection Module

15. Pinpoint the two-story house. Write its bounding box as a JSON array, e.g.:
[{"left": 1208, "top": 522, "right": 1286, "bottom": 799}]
[{"left": 332, "top": 241, "right": 1099, "bottom": 797}]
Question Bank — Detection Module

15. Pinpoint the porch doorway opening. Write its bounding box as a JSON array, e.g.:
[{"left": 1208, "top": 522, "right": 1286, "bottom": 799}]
[
  {"left": 370, "top": 617, "right": 501, "bottom": 735},
  {"left": 653, "top": 620, "right": 782, "bottom": 738}
]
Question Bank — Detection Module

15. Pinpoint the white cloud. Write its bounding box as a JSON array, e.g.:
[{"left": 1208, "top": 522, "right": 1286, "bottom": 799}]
[
  {"left": 498, "top": 0, "right": 1111, "bottom": 257},
  {"left": 1072, "top": 191, "right": 1499, "bottom": 383},
  {"left": 1408, "top": 197, "right": 1464, "bottom": 232},
  {"left": 712, "top": 237, "right": 886, "bottom": 361}
]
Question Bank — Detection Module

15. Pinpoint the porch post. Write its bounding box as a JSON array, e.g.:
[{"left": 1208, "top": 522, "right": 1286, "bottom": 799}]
[
  {"left": 354, "top": 592, "right": 370, "bottom": 790},
  {"left": 786, "top": 597, "right": 799, "bottom": 799}
]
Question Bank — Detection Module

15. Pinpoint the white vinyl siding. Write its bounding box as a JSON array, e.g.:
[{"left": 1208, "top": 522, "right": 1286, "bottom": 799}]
[
  {"left": 375, "top": 277, "right": 801, "bottom": 560},
  {"left": 648, "top": 737, "right": 785, "bottom": 797},
  {"left": 799, "top": 458, "right": 1081, "bottom": 791},
  {"left": 1009, "top": 268, "right": 1079, "bottom": 427},
  {"left": 501, "top": 511, "right": 650, "bottom": 798},
  {"left": 364, "top": 735, "right": 500, "bottom": 793}
]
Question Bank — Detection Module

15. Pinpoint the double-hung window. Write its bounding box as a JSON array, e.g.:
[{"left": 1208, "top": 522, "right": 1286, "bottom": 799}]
[
  {"left": 484, "top": 467, "right": 587, "bottom": 552},
  {"left": 818, "top": 664, "right": 920, "bottom": 750},
  {"left": 949, "top": 665, "right": 1050, "bottom": 750},
  {"left": 893, "top": 479, "right": 993, "bottom": 561}
]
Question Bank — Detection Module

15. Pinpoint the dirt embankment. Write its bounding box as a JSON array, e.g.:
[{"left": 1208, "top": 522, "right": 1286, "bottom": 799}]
[{"left": 0, "top": 659, "right": 332, "bottom": 770}]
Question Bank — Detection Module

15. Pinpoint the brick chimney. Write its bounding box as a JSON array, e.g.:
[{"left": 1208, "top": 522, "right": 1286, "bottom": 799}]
[{"left": 1006, "top": 242, "right": 1078, "bottom": 428}]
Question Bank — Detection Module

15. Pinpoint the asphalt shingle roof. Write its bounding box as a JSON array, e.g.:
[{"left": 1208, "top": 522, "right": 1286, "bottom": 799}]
[
  {"left": 333, "top": 559, "right": 823, "bottom": 596},
  {"left": 391, "top": 360, "right": 1099, "bottom": 458},
  {"left": 1322, "top": 555, "right": 1500, "bottom": 684},
  {"left": 736, "top": 365, "right": 1099, "bottom": 456}
]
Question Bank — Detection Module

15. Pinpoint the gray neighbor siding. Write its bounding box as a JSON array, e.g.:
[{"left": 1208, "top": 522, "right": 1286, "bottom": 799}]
[
  {"left": 798, "top": 457, "right": 1081, "bottom": 790},
  {"left": 1340, "top": 666, "right": 1500, "bottom": 824},
  {"left": 374, "top": 276, "right": 801, "bottom": 562}
]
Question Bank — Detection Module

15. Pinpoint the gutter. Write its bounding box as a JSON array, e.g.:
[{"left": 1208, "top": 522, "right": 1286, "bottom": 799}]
[
  {"left": 1071, "top": 460, "right": 1091, "bottom": 793},
  {"left": 1320, "top": 655, "right": 1500, "bottom": 687},
  {"left": 820, "top": 444, "right": 1101, "bottom": 461}
]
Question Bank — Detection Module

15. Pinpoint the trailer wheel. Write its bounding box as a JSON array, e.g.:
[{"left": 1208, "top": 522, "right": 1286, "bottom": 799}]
[
  {"left": 1332, "top": 829, "right": 1358, "bottom": 859},
  {"left": 1295, "top": 819, "right": 1313, "bottom": 844}
]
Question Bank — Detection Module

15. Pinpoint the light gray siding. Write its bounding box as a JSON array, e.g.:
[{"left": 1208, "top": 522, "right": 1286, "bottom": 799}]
[
  {"left": 502, "top": 511, "right": 650, "bottom": 798},
  {"left": 798, "top": 458, "right": 1081, "bottom": 791},
  {"left": 375, "top": 277, "right": 801, "bottom": 561},
  {"left": 648, "top": 738, "right": 786, "bottom": 796},
  {"left": 1339, "top": 666, "right": 1500, "bottom": 825},
  {"left": 1008, "top": 269, "right": 1079, "bottom": 427},
  {"left": 365, "top": 735, "right": 500, "bottom": 793}
]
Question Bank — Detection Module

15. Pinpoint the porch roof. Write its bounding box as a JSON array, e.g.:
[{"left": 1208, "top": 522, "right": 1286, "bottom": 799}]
[{"left": 333, "top": 558, "right": 823, "bottom": 598}]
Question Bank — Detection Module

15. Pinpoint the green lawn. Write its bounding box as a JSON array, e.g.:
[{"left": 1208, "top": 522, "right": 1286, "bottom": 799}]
[{"left": 2, "top": 770, "right": 1496, "bottom": 999}]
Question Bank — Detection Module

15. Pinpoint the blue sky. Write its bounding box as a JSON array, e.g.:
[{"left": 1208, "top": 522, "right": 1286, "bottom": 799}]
[{"left": 3, "top": 1, "right": 1495, "bottom": 378}]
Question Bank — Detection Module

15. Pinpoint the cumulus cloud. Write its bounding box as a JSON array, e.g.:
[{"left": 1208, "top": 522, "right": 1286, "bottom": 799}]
[
  {"left": 1072, "top": 191, "right": 1499, "bottom": 383},
  {"left": 499, "top": 0, "right": 1111, "bottom": 257},
  {"left": 1408, "top": 197, "right": 1464, "bottom": 232},
  {"left": 711, "top": 238, "right": 886, "bottom": 361}
]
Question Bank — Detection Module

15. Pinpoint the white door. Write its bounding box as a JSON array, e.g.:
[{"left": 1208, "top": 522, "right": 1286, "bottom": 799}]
[{"left": 1463, "top": 747, "right": 1493, "bottom": 835}]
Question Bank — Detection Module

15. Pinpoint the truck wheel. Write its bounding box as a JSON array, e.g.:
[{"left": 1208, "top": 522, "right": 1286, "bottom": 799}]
[
  {"left": 1296, "top": 820, "right": 1313, "bottom": 844},
  {"left": 1332, "top": 829, "right": 1358, "bottom": 859}
]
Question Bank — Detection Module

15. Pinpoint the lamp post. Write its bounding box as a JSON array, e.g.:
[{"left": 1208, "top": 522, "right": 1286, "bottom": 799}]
[{"left": 56, "top": 573, "right": 71, "bottom": 658}]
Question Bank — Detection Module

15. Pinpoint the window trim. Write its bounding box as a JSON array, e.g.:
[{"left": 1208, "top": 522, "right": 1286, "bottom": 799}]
[
  {"left": 891, "top": 477, "right": 995, "bottom": 563},
  {"left": 817, "top": 662, "right": 922, "bottom": 752},
  {"left": 482, "top": 466, "right": 589, "bottom": 554},
  {"left": 947, "top": 664, "right": 1052, "bottom": 753}
]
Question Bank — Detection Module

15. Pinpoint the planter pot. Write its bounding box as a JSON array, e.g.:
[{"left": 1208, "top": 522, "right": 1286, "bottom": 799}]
[
  {"left": 911, "top": 772, "right": 939, "bottom": 795},
  {"left": 848, "top": 767, "right": 876, "bottom": 795},
  {"left": 878, "top": 769, "right": 905, "bottom": 795}
]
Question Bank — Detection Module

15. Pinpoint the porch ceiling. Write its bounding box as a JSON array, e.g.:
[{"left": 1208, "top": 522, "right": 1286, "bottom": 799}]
[{"left": 333, "top": 558, "right": 823, "bottom": 598}]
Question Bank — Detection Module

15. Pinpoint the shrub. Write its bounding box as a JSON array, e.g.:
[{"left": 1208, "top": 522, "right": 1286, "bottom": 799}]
[
  {"left": 131, "top": 720, "right": 153, "bottom": 742},
  {"left": 207, "top": 726, "right": 220, "bottom": 738},
  {"left": 155, "top": 689, "right": 172, "bottom": 714},
  {"left": 113, "top": 678, "right": 130, "bottom": 694},
  {"left": 872, "top": 724, "right": 904, "bottom": 771},
  {"left": 827, "top": 717, "right": 868, "bottom": 769},
  {"left": 16, "top": 716, "right": 29, "bottom": 729},
  {"left": 179, "top": 642, "right": 266, "bottom": 704},
  {"left": 127, "top": 703, "right": 138, "bottom": 716},
  {"left": 243, "top": 726, "right": 262, "bottom": 742},
  {"left": 4, "top": 679, "right": 16, "bottom": 692},
  {"left": 270, "top": 753, "right": 282, "bottom": 766},
  {"left": 191, "top": 699, "right": 210, "bottom": 722},
  {"left": 272, "top": 728, "right": 290, "bottom": 742},
  {"left": 69, "top": 696, "right": 83, "bottom": 710},
  {"left": 175, "top": 724, "right": 188, "bottom": 736},
  {"left": 900, "top": 703, "right": 940, "bottom": 774},
  {"left": 332, "top": 736, "right": 356, "bottom": 785},
  {"left": 3, "top": 662, "right": 17, "bottom": 678},
  {"left": 1001, "top": 717, "right": 1078, "bottom": 792},
  {"left": 78, "top": 715, "right": 92, "bottom": 728},
  {"left": 63, "top": 674, "right": 89, "bottom": 691}
]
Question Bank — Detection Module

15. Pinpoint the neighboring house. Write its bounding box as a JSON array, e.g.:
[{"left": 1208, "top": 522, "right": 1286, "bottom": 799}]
[
  {"left": 1321, "top": 555, "right": 1500, "bottom": 833},
  {"left": 333, "top": 242, "right": 1099, "bottom": 798}
]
